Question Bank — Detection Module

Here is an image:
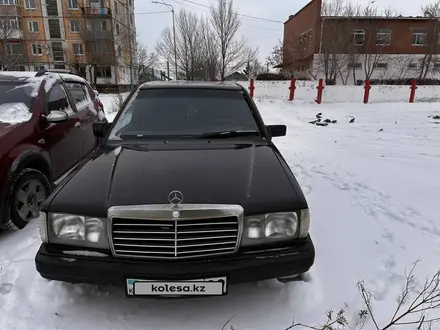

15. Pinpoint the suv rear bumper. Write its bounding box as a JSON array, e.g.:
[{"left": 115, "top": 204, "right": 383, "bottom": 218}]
[{"left": 35, "top": 236, "right": 315, "bottom": 287}]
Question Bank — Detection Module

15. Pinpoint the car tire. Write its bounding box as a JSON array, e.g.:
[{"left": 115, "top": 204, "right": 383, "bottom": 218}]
[{"left": 5, "top": 168, "right": 51, "bottom": 231}]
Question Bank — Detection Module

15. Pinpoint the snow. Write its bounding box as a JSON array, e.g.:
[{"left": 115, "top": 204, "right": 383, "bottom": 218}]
[
  {"left": 1, "top": 98, "right": 440, "bottom": 329},
  {"left": 234, "top": 80, "right": 440, "bottom": 103},
  {"left": 0, "top": 103, "right": 32, "bottom": 124}
]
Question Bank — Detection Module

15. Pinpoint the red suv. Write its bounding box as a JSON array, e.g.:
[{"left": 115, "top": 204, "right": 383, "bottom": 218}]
[{"left": 0, "top": 70, "right": 106, "bottom": 231}]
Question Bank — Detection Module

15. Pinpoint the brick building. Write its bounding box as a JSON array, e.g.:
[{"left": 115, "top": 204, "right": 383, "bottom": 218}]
[
  {"left": 0, "top": 0, "right": 137, "bottom": 89},
  {"left": 281, "top": 0, "right": 440, "bottom": 84}
]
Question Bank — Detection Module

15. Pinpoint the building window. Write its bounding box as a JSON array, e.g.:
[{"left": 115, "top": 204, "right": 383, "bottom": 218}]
[
  {"left": 434, "top": 62, "right": 440, "bottom": 69},
  {"left": 68, "top": 0, "right": 78, "bottom": 9},
  {"left": 7, "top": 43, "right": 22, "bottom": 54},
  {"left": 129, "top": 0, "right": 132, "bottom": 6},
  {"left": 0, "top": 0, "right": 17, "bottom": 4},
  {"left": 118, "top": 45, "right": 122, "bottom": 56},
  {"left": 374, "top": 62, "right": 388, "bottom": 69},
  {"left": 35, "top": 65, "right": 45, "bottom": 71},
  {"left": 96, "top": 66, "right": 111, "bottom": 78},
  {"left": 28, "top": 21, "right": 39, "bottom": 32},
  {"left": 73, "top": 43, "right": 84, "bottom": 55},
  {"left": 114, "top": 1, "right": 118, "bottom": 14},
  {"left": 101, "top": 21, "right": 107, "bottom": 31},
  {"left": 70, "top": 20, "right": 80, "bottom": 32},
  {"left": 24, "top": 0, "right": 36, "bottom": 8},
  {"left": 116, "top": 23, "right": 119, "bottom": 35},
  {"left": 408, "top": 62, "right": 417, "bottom": 69},
  {"left": 412, "top": 29, "right": 427, "bottom": 46},
  {"left": 352, "top": 28, "right": 365, "bottom": 45},
  {"left": 376, "top": 29, "right": 392, "bottom": 45},
  {"left": 307, "top": 31, "right": 312, "bottom": 48},
  {"left": 130, "top": 14, "right": 133, "bottom": 25},
  {"left": 347, "top": 62, "right": 362, "bottom": 69},
  {"left": 31, "top": 44, "right": 43, "bottom": 55},
  {"left": 54, "top": 64, "right": 66, "bottom": 69}
]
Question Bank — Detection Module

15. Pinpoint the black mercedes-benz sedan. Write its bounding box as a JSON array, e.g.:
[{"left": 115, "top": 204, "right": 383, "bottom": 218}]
[{"left": 35, "top": 81, "right": 315, "bottom": 297}]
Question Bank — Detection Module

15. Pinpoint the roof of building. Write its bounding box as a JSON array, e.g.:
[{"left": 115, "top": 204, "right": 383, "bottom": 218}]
[
  {"left": 139, "top": 80, "right": 242, "bottom": 90},
  {"left": 321, "top": 15, "right": 435, "bottom": 21}
]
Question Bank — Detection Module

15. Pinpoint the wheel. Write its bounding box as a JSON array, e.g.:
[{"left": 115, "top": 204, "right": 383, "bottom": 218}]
[{"left": 6, "top": 168, "right": 51, "bottom": 230}]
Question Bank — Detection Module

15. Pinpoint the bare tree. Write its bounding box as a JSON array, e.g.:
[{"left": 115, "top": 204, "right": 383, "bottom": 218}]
[
  {"left": 136, "top": 41, "right": 158, "bottom": 82},
  {"left": 156, "top": 9, "right": 205, "bottom": 80},
  {"left": 419, "top": 1, "right": 440, "bottom": 79},
  {"left": 209, "top": 0, "right": 258, "bottom": 80},
  {"left": 199, "top": 17, "right": 219, "bottom": 80},
  {"left": 266, "top": 40, "right": 283, "bottom": 73},
  {"left": 0, "top": 7, "right": 37, "bottom": 71},
  {"left": 287, "top": 261, "right": 440, "bottom": 330}
]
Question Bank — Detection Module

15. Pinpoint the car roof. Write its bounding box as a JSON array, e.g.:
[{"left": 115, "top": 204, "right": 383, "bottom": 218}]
[{"left": 139, "top": 80, "right": 243, "bottom": 91}]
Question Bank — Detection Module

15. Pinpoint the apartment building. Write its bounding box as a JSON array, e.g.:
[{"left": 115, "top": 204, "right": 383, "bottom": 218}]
[
  {"left": 0, "top": 0, "right": 137, "bottom": 89},
  {"left": 281, "top": 0, "right": 440, "bottom": 84}
]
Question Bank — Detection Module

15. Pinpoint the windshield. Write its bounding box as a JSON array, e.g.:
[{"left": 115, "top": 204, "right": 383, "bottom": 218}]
[
  {"left": 0, "top": 82, "right": 36, "bottom": 124},
  {"left": 0, "top": 82, "right": 35, "bottom": 109},
  {"left": 108, "top": 88, "right": 261, "bottom": 140}
]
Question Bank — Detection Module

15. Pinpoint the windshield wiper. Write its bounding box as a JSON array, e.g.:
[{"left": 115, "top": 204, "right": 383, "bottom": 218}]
[{"left": 196, "top": 130, "right": 261, "bottom": 139}]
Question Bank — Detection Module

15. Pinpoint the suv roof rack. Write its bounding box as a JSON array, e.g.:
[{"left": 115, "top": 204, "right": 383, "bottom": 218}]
[{"left": 35, "top": 69, "right": 74, "bottom": 77}]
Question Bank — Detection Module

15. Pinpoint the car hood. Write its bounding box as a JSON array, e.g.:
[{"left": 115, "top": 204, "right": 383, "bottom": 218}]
[
  {"left": 0, "top": 122, "right": 19, "bottom": 138},
  {"left": 48, "top": 142, "right": 307, "bottom": 216}
]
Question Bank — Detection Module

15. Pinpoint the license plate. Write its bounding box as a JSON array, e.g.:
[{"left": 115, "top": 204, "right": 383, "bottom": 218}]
[{"left": 126, "top": 277, "right": 228, "bottom": 297}]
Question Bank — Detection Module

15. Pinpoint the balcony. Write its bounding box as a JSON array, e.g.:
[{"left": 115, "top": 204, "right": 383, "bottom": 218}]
[
  {"left": 0, "top": 5, "right": 21, "bottom": 17},
  {"left": 82, "top": 7, "right": 111, "bottom": 17},
  {"left": 0, "top": 28, "right": 23, "bottom": 39},
  {"left": 83, "top": 29, "right": 112, "bottom": 41}
]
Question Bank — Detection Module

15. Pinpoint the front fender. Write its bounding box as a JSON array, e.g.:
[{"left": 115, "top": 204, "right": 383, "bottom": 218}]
[{"left": 0, "top": 147, "right": 51, "bottom": 225}]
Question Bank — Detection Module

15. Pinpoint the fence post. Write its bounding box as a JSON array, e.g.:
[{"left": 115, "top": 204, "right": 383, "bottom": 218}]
[
  {"left": 363, "top": 80, "right": 371, "bottom": 104},
  {"left": 249, "top": 79, "right": 255, "bottom": 98},
  {"left": 289, "top": 77, "right": 296, "bottom": 101},
  {"left": 409, "top": 79, "right": 417, "bottom": 103},
  {"left": 315, "top": 79, "right": 324, "bottom": 104}
]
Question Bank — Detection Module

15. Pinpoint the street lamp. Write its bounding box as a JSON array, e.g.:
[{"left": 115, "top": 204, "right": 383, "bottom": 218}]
[{"left": 152, "top": 0, "right": 178, "bottom": 80}]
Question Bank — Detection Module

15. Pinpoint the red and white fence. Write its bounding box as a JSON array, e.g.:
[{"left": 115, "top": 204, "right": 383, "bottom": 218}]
[{"left": 240, "top": 79, "right": 440, "bottom": 104}]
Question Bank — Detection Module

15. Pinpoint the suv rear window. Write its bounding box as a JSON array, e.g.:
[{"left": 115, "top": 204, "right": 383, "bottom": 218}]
[{"left": 109, "top": 88, "right": 260, "bottom": 140}]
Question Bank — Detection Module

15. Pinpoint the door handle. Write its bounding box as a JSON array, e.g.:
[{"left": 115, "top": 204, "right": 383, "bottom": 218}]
[{"left": 74, "top": 122, "right": 81, "bottom": 128}]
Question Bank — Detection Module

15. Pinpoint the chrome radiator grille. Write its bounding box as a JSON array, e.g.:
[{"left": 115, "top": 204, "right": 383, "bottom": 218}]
[{"left": 108, "top": 205, "right": 242, "bottom": 260}]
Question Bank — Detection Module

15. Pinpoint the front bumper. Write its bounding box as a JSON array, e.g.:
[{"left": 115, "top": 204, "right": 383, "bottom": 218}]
[{"left": 35, "top": 236, "right": 315, "bottom": 287}]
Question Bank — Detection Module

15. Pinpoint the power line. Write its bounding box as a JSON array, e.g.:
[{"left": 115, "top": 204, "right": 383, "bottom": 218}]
[
  {"left": 180, "top": 0, "right": 284, "bottom": 23},
  {"left": 169, "top": 0, "right": 282, "bottom": 32}
]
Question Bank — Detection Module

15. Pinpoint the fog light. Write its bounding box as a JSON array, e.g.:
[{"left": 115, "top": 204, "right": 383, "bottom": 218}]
[
  {"left": 247, "top": 219, "right": 264, "bottom": 239},
  {"left": 86, "top": 218, "right": 104, "bottom": 243}
]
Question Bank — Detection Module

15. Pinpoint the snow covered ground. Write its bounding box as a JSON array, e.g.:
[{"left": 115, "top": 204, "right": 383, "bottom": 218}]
[{"left": 1, "top": 95, "right": 440, "bottom": 329}]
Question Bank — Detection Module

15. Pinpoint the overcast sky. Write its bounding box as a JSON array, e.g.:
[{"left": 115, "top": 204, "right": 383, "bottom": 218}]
[{"left": 133, "top": 0, "right": 433, "bottom": 70}]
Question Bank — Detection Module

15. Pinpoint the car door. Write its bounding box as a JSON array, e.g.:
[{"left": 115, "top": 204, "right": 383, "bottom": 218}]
[
  {"left": 40, "top": 82, "right": 83, "bottom": 179},
  {"left": 63, "top": 81, "right": 100, "bottom": 158}
]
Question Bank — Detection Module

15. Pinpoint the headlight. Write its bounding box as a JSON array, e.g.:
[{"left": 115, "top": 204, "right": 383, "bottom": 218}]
[
  {"left": 48, "top": 213, "right": 109, "bottom": 249},
  {"left": 240, "top": 212, "right": 299, "bottom": 247},
  {"left": 240, "top": 209, "right": 310, "bottom": 247}
]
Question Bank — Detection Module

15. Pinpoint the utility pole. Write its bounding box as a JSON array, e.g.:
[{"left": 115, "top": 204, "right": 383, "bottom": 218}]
[{"left": 152, "top": 1, "right": 178, "bottom": 80}]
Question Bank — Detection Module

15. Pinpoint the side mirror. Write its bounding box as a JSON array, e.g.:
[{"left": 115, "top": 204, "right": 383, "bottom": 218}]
[
  {"left": 93, "top": 121, "right": 110, "bottom": 139},
  {"left": 93, "top": 89, "right": 99, "bottom": 97},
  {"left": 266, "top": 125, "right": 287, "bottom": 138},
  {"left": 45, "top": 110, "right": 69, "bottom": 123}
]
